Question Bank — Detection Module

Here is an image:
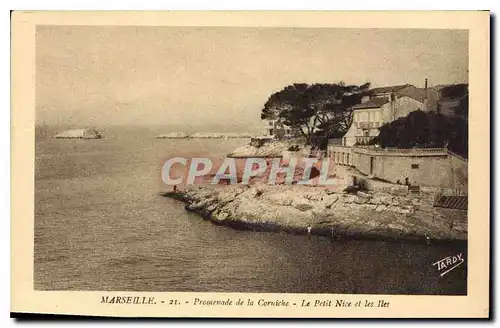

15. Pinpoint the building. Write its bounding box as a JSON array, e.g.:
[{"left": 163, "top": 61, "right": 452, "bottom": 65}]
[
  {"left": 264, "top": 119, "right": 293, "bottom": 139},
  {"left": 325, "top": 81, "right": 469, "bottom": 194},
  {"left": 342, "top": 83, "right": 431, "bottom": 146}
]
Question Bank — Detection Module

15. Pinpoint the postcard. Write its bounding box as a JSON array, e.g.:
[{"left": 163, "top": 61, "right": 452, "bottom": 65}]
[{"left": 11, "top": 10, "right": 490, "bottom": 318}]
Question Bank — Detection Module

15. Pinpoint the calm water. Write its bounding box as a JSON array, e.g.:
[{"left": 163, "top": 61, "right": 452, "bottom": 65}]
[{"left": 34, "top": 126, "right": 467, "bottom": 294}]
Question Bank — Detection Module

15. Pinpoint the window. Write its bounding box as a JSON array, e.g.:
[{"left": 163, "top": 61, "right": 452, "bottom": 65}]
[
  {"left": 411, "top": 164, "right": 419, "bottom": 169},
  {"left": 269, "top": 128, "right": 274, "bottom": 136}
]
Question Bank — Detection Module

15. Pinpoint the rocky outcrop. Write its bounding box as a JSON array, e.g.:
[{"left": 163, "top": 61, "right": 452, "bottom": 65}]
[
  {"left": 55, "top": 128, "right": 102, "bottom": 139},
  {"left": 164, "top": 185, "right": 467, "bottom": 243},
  {"left": 228, "top": 138, "right": 307, "bottom": 158},
  {"left": 155, "top": 132, "right": 189, "bottom": 139},
  {"left": 189, "top": 132, "right": 225, "bottom": 139}
]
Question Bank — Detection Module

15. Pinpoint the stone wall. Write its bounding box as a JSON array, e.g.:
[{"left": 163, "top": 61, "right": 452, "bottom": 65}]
[
  {"left": 351, "top": 147, "right": 468, "bottom": 192},
  {"left": 327, "top": 145, "right": 353, "bottom": 166}
]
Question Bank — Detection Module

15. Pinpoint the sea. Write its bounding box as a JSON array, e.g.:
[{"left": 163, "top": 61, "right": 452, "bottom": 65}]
[{"left": 34, "top": 125, "right": 467, "bottom": 294}]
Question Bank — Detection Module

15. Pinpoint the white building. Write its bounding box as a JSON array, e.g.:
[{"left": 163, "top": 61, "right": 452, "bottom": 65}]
[
  {"left": 341, "top": 84, "right": 430, "bottom": 146},
  {"left": 264, "top": 119, "right": 294, "bottom": 139}
]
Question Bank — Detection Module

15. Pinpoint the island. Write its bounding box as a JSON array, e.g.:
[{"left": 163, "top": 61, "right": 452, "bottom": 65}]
[
  {"left": 155, "top": 132, "right": 256, "bottom": 139},
  {"left": 55, "top": 128, "right": 102, "bottom": 139}
]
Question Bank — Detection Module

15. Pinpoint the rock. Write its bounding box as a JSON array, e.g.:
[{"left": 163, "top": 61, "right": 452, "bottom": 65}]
[
  {"left": 411, "top": 198, "right": 422, "bottom": 205},
  {"left": 262, "top": 192, "right": 293, "bottom": 206},
  {"left": 212, "top": 209, "right": 229, "bottom": 221},
  {"left": 391, "top": 197, "right": 401, "bottom": 206},
  {"left": 189, "top": 132, "right": 224, "bottom": 139},
  {"left": 363, "top": 204, "right": 378, "bottom": 210},
  {"left": 357, "top": 191, "right": 372, "bottom": 198},
  {"left": 387, "top": 223, "right": 407, "bottom": 231},
  {"left": 231, "top": 200, "right": 314, "bottom": 228},
  {"left": 369, "top": 197, "right": 382, "bottom": 205},
  {"left": 379, "top": 196, "right": 393, "bottom": 205},
  {"left": 321, "top": 195, "right": 339, "bottom": 209},
  {"left": 344, "top": 195, "right": 358, "bottom": 203},
  {"left": 305, "top": 193, "right": 323, "bottom": 201},
  {"left": 55, "top": 128, "right": 102, "bottom": 139},
  {"left": 291, "top": 197, "right": 313, "bottom": 209},
  {"left": 164, "top": 183, "right": 467, "bottom": 242},
  {"left": 354, "top": 197, "right": 368, "bottom": 204},
  {"left": 387, "top": 205, "right": 399, "bottom": 212},
  {"left": 206, "top": 203, "right": 219, "bottom": 212},
  {"left": 216, "top": 187, "right": 245, "bottom": 203},
  {"left": 228, "top": 139, "right": 301, "bottom": 158},
  {"left": 247, "top": 158, "right": 322, "bottom": 185},
  {"left": 220, "top": 132, "right": 253, "bottom": 139},
  {"left": 295, "top": 204, "right": 314, "bottom": 212}
]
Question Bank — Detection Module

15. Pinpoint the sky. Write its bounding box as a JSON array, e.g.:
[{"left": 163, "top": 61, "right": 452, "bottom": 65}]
[{"left": 35, "top": 26, "right": 468, "bottom": 128}]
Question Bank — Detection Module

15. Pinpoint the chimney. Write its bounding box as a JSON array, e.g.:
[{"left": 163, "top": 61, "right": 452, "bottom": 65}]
[{"left": 423, "top": 78, "right": 429, "bottom": 111}]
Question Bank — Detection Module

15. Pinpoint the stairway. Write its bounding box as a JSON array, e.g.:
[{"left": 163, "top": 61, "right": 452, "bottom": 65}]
[
  {"left": 434, "top": 195, "right": 468, "bottom": 210},
  {"left": 408, "top": 185, "right": 421, "bottom": 194}
]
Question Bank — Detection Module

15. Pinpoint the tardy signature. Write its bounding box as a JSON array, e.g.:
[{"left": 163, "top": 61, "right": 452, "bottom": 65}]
[{"left": 433, "top": 253, "right": 465, "bottom": 277}]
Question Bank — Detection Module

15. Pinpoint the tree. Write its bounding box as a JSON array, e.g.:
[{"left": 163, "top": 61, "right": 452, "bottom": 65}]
[
  {"left": 260, "top": 82, "right": 370, "bottom": 143},
  {"left": 371, "top": 110, "right": 468, "bottom": 158},
  {"left": 453, "top": 93, "right": 469, "bottom": 117},
  {"left": 440, "top": 84, "right": 469, "bottom": 118}
]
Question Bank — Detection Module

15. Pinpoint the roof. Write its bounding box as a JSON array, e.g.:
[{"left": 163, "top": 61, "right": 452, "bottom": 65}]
[
  {"left": 397, "top": 86, "right": 426, "bottom": 103},
  {"left": 367, "top": 84, "right": 412, "bottom": 95},
  {"left": 353, "top": 97, "right": 390, "bottom": 109}
]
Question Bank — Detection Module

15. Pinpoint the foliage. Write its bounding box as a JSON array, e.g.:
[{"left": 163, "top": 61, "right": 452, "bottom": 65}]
[
  {"left": 370, "top": 110, "right": 468, "bottom": 158},
  {"left": 440, "top": 84, "right": 468, "bottom": 99},
  {"left": 440, "top": 84, "right": 469, "bottom": 118},
  {"left": 260, "top": 82, "right": 370, "bottom": 142}
]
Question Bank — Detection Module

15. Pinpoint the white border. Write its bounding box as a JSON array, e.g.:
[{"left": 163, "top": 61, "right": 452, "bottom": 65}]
[{"left": 5, "top": 2, "right": 497, "bottom": 327}]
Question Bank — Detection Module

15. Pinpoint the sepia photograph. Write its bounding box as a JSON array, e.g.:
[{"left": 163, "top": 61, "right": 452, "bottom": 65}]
[
  {"left": 34, "top": 25, "right": 469, "bottom": 294},
  {"left": 11, "top": 11, "right": 490, "bottom": 318}
]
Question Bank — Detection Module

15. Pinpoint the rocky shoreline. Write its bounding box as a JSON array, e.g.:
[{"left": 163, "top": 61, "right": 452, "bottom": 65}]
[{"left": 163, "top": 184, "right": 467, "bottom": 244}]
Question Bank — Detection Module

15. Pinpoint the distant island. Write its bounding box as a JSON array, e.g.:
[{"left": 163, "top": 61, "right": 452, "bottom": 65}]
[
  {"left": 155, "top": 132, "right": 258, "bottom": 139},
  {"left": 55, "top": 128, "right": 102, "bottom": 139}
]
